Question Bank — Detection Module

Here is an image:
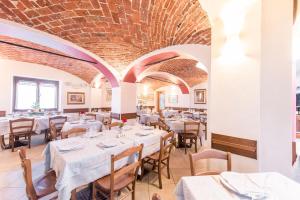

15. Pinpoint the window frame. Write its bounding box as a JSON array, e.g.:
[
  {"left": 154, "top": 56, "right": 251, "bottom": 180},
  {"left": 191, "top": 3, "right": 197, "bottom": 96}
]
[{"left": 13, "top": 76, "right": 59, "bottom": 112}]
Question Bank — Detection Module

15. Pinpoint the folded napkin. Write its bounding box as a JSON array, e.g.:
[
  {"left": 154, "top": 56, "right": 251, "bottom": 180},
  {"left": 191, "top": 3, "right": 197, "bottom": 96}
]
[
  {"left": 97, "top": 139, "right": 119, "bottom": 148},
  {"left": 135, "top": 131, "right": 154, "bottom": 136},
  {"left": 56, "top": 138, "right": 85, "bottom": 151},
  {"left": 220, "top": 172, "right": 270, "bottom": 199}
]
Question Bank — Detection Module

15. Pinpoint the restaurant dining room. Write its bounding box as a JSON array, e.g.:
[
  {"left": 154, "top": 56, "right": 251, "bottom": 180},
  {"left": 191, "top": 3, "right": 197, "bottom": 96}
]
[{"left": 1, "top": 0, "right": 300, "bottom": 200}]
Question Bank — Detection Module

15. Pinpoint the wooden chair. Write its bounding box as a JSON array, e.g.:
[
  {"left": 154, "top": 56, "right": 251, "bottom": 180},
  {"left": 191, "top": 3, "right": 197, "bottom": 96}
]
[
  {"left": 141, "top": 132, "right": 175, "bottom": 189},
  {"left": 189, "top": 149, "right": 231, "bottom": 176},
  {"left": 9, "top": 118, "right": 34, "bottom": 152},
  {"left": 86, "top": 113, "right": 97, "bottom": 120},
  {"left": 108, "top": 122, "right": 122, "bottom": 130},
  {"left": 92, "top": 144, "right": 144, "bottom": 200},
  {"left": 61, "top": 128, "right": 86, "bottom": 139},
  {"left": 178, "top": 121, "right": 201, "bottom": 154},
  {"left": 48, "top": 116, "right": 67, "bottom": 141},
  {"left": 152, "top": 193, "right": 161, "bottom": 200},
  {"left": 158, "top": 118, "right": 170, "bottom": 132},
  {"left": 18, "top": 148, "right": 57, "bottom": 200}
]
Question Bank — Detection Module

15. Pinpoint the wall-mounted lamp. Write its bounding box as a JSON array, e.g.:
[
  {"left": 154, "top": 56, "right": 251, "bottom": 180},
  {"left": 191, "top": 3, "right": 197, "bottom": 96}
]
[{"left": 219, "top": 0, "right": 253, "bottom": 63}]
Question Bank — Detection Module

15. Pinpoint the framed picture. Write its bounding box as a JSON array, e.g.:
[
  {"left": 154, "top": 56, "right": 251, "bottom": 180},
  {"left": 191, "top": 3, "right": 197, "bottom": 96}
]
[
  {"left": 168, "top": 95, "right": 178, "bottom": 104},
  {"left": 67, "top": 92, "right": 85, "bottom": 104},
  {"left": 194, "top": 89, "right": 206, "bottom": 104}
]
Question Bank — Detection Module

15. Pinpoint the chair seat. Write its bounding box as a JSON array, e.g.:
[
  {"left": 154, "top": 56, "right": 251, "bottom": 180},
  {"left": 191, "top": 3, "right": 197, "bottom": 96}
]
[
  {"left": 146, "top": 152, "right": 168, "bottom": 161},
  {"left": 34, "top": 170, "right": 57, "bottom": 198},
  {"left": 179, "top": 132, "right": 197, "bottom": 139},
  {"left": 95, "top": 173, "right": 135, "bottom": 192}
]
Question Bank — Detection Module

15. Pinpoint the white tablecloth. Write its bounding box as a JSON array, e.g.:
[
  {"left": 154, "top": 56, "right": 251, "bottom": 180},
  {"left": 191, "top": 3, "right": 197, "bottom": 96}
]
[
  {"left": 43, "top": 124, "right": 166, "bottom": 200},
  {"left": 92, "top": 112, "right": 110, "bottom": 122},
  {"left": 139, "top": 114, "right": 160, "bottom": 124},
  {"left": 61, "top": 120, "right": 102, "bottom": 132},
  {"left": 175, "top": 172, "right": 300, "bottom": 200},
  {"left": 162, "top": 110, "right": 179, "bottom": 118},
  {"left": 0, "top": 115, "right": 67, "bottom": 136}
]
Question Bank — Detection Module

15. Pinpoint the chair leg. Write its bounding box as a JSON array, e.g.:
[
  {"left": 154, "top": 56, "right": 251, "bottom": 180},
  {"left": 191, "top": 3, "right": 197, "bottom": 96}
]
[
  {"left": 195, "top": 138, "right": 197, "bottom": 153},
  {"left": 132, "top": 182, "right": 136, "bottom": 200},
  {"left": 167, "top": 158, "right": 171, "bottom": 179},
  {"left": 11, "top": 136, "right": 14, "bottom": 152},
  {"left": 92, "top": 183, "right": 96, "bottom": 200},
  {"left": 158, "top": 163, "right": 162, "bottom": 189},
  {"left": 141, "top": 159, "right": 145, "bottom": 179},
  {"left": 28, "top": 135, "right": 31, "bottom": 149},
  {"left": 71, "top": 189, "right": 76, "bottom": 200},
  {"left": 199, "top": 136, "right": 203, "bottom": 146},
  {"left": 184, "top": 138, "right": 187, "bottom": 154}
]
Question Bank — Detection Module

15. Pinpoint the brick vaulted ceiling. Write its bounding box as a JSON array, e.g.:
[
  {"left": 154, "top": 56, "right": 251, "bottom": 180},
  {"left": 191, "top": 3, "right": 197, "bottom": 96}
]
[
  {"left": 145, "top": 57, "right": 208, "bottom": 87},
  {"left": 0, "top": 0, "right": 211, "bottom": 75},
  {"left": 0, "top": 35, "right": 98, "bottom": 83}
]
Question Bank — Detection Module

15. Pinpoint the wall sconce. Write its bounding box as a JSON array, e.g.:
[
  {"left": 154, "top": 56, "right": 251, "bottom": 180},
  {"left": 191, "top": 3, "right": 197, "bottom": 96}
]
[{"left": 219, "top": 0, "right": 253, "bottom": 63}]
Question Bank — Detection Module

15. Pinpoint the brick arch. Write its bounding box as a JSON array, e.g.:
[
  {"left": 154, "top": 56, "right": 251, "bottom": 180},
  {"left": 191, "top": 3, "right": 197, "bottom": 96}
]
[
  {"left": 137, "top": 71, "right": 190, "bottom": 94},
  {"left": 0, "top": 0, "right": 211, "bottom": 71},
  {"left": 123, "top": 51, "right": 208, "bottom": 87},
  {"left": 0, "top": 19, "right": 120, "bottom": 87}
]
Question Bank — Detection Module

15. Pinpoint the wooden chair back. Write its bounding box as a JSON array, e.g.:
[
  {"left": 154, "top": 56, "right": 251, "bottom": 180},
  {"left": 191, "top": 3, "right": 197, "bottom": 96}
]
[
  {"left": 183, "top": 121, "right": 200, "bottom": 136},
  {"left": 49, "top": 122, "right": 58, "bottom": 140},
  {"left": 159, "top": 131, "right": 175, "bottom": 161},
  {"left": 18, "top": 148, "right": 37, "bottom": 200},
  {"left": 9, "top": 118, "right": 34, "bottom": 136},
  {"left": 189, "top": 149, "right": 232, "bottom": 176},
  {"left": 49, "top": 116, "right": 67, "bottom": 130},
  {"left": 85, "top": 113, "right": 96, "bottom": 120},
  {"left": 0, "top": 110, "right": 6, "bottom": 117},
  {"left": 109, "top": 144, "right": 144, "bottom": 198},
  {"left": 61, "top": 128, "right": 87, "bottom": 139},
  {"left": 108, "top": 122, "right": 122, "bottom": 130},
  {"left": 158, "top": 118, "right": 170, "bottom": 132}
]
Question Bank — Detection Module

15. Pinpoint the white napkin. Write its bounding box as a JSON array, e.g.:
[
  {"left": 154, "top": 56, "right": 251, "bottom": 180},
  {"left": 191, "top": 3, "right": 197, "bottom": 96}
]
[
  {"left": 135, "top": 131, "right": 154, "bottom": 136},
  {"left": 56, "top": 138, "right": 85, "bottom": 151},
  {"left": 220, "top": 172, "right": 270, "bottom": 199},
  {"left": 97, "top": 139, "right": 119, "bottom": 148}
]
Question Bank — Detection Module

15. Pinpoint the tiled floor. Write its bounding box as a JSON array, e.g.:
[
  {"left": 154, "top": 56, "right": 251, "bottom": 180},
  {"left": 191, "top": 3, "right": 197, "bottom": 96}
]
[{"left": 0, "top": 135, "right": 206, "bottom": 200}]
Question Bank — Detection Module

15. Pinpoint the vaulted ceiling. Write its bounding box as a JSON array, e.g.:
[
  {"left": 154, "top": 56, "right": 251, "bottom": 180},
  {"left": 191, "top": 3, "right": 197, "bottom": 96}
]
[{"left": 0, "top": 0, "right": 211, "bottom": 74}]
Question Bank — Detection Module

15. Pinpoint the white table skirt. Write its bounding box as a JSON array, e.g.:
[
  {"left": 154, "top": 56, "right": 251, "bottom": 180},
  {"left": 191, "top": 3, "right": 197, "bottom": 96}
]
[
  {"left": 139, "top": 114, "right": 159, "bottom": 124},
  {"left": 175, "top": 172, "right": 300, "bottom": 200},
  {"left": 0, "top": 115, "right": 67, "bottom": 136},
  {"left": 43, "top": 124, "right": 167, "bottom": 200},
  {"left": 61, "top": 120, "right": 102, "bottom": 132}
]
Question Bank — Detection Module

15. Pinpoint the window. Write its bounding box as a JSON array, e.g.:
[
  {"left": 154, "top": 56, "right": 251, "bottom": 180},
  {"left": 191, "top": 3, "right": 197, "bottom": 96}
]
[{"left": 13, "top": 76, "right": 59, "bottom": 111}]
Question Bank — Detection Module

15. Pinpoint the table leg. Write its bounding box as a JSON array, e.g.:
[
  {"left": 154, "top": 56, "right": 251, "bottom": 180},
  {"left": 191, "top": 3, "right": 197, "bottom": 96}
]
[{"left": 0, "top": 135, "right": 6, "bottom": 150}]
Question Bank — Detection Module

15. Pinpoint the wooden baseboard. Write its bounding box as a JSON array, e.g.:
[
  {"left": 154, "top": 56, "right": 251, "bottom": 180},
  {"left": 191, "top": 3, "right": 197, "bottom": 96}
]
[
  {"left": 111, "top": 112, "right": 137, "bottom": 120},
  {"left": 211, "top": 133, "right": 257, "bottom": 159},
  {"left": 63, "top": 108, "right": 89, "bottom": 113}
]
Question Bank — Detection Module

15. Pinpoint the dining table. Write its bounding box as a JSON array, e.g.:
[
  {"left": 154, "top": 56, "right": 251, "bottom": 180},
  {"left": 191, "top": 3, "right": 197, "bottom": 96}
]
[
  {"left": 175, "top": 172, "right": 300, "bottom": 200},
  {"left": 89, "top": 112, "right": 111, "bottom": 122},
  {"left": 0, "top": 114, "right": 70, "bottom": 149},
  {"left": 162, "top": 109, "right": 179, "bottom": 118},
  {"left": 43, "top": 123, "right": 167, "bottom": 200},
  {"left": 139, "top": 113, "right": 160, "bottom": 124},
  {"left": 61, "top": 119, "right": 103, "bottom": 132}
]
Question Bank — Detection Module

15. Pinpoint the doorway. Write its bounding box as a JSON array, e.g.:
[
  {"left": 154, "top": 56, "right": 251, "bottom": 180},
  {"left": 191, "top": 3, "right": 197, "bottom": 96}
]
[{"left": 157, "top": 91, "right": 165, "bottom": 113}]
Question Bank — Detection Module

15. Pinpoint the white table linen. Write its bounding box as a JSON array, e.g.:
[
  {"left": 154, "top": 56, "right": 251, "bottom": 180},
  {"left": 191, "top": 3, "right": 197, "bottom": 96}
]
[
  {"left": 43, "top": 124, "right": 167, "bottom": 200},
  {"left": 0, "top": 115, "right": 67, "bottom": 136},
  {"left": 175, "top": 172, "right": 300, "bottom": 200},
  {"left": 162, "top": 110, "right": 179, "bottom": 118},
  {"left": 139, "top": 114, "right": 160, "bottom": 124},
  {"left": 61, "top": 120, "right": 102, "bottom": 132},
  {"left": 92, "top": 112, "right": 111, "bottom": 122}
]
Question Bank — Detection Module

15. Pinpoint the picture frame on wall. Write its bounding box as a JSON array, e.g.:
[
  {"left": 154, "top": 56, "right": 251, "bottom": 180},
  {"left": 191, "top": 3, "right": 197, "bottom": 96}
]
[
  {"left": 67, "top": 92, "right": 85, "bottom": 104},
  {"left": 194, "top": 89, "right": 206, "bottom": 104},
  {"left": 168, "top": 95, "right": 178, "bottom": 104}
]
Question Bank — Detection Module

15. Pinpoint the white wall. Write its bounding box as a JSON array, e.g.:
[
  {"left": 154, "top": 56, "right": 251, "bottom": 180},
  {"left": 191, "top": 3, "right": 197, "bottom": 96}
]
[
  {"left": 136, "top": 83, "right": 155, "bottom": 106},
  {"left": 0, "top": 59, "right": 92, "bottom": 112},
  {"left": 155, "top": 82, "right": 208, "bottom": 109}
]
